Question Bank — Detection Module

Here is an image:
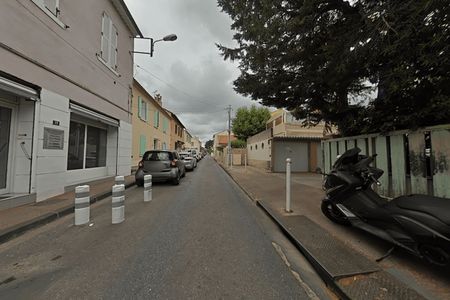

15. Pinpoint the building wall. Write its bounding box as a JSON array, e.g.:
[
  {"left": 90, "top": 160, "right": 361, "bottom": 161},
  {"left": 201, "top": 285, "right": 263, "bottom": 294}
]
[
  {"left": 0, "top": 0, "right": 134, "bottom": 122},
  {"left": 247, "top": 128, "right": 271, "bottom": 169},
  {"left": 131, "top": 83, "right": 171, "bottom": 168},
  {"left": 0, "top": 0, "right": 137, "bottom": 202}
]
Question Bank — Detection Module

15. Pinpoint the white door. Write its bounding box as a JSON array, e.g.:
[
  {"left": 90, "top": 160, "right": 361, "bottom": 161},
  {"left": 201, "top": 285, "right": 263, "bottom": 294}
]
[{"left": 0, "top": 105, "right": 12, "bottom": 194}]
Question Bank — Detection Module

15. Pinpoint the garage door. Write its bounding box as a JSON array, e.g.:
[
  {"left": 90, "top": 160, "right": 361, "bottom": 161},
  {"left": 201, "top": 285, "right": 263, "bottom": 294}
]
[{"left": 273, "top": 141, "right": 309, "bottom": 172}]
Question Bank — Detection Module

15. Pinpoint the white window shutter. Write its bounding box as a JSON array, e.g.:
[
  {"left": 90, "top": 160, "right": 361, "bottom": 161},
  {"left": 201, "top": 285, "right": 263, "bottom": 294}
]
[
  {"left": 110, "top": 25, "right": 118, "bottom": 69},
  {"left": 101, "top": 13, "right": 110, "bottom": 62},
  {"left": 44, "top": 0, "right": 59, "bottom": 16}
]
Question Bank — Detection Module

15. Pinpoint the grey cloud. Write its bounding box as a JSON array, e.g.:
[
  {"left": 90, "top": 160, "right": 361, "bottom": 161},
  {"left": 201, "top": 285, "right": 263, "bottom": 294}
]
[{"left": 126, "top": 0, "right": 254, "bottom": 143}]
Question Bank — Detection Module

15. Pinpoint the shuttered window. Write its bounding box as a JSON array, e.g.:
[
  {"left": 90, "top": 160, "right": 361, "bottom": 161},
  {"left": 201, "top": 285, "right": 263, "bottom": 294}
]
[
  {"left": 101, "top": 12, "right": 118, "bottom": 70},
  {"left": 139, "top": 135, "right": 147, "bottom": 156},
  {"left": 162, "top": 117, "right": 168, "bottom": 133},
  {"left": 138, "top": 96, "right": 147, "bottom": 121},
  {"left": 154, "top": 111, "right": 159, "bottom": 128},
  {"left": 44, "top": 0, "right": 59, "bottom": 16}
]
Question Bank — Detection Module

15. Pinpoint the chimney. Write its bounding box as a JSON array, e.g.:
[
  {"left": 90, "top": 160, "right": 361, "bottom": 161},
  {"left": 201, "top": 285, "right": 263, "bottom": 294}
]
[{"left": 154, "top": 93, "right": 162, "bottom": 105}]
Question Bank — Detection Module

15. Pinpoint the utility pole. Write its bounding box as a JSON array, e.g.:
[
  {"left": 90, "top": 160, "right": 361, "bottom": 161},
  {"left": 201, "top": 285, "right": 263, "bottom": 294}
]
[{"left": 227, "top": 105, "right": 232, "bottom": 168}]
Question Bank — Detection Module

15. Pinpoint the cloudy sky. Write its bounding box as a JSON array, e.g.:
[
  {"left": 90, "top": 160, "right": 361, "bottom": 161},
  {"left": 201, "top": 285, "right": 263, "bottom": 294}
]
[{"left": 124, "top": 0, "right": 256, "bottom": 144}]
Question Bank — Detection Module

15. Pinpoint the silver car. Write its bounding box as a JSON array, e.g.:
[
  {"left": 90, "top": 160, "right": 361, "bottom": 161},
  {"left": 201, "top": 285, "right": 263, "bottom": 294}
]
[
  {"left": 135, "top": 150, "right": 185, "bottom": 186},
  {"left": 179, "top": 151, "right": 197, "bottom": 170}
]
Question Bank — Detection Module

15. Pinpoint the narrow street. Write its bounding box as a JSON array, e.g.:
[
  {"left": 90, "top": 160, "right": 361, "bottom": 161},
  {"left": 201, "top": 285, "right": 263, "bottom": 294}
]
[{"left": 0, "top": 157, "right": 327, "bottom": 299}]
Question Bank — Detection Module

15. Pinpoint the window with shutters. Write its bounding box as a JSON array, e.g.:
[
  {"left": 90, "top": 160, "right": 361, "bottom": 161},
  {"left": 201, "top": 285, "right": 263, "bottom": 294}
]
[
  {"left": 30, "top": 0, "right": 65, "bottom": 27},
  {"left": 137, "top": 96, "right": 147, "bottom": 122},
  {"left": 154, "top": 111, "right": 159, "bottom": 128},
  {"left": 100, "top": 12, "right": 118, "bottom": 72},
  {"left": 162, "top": 117, "right": 168, "bottom": 133},
  {"left": 139, "top": 135, "right": 146, "bottom": 157}
]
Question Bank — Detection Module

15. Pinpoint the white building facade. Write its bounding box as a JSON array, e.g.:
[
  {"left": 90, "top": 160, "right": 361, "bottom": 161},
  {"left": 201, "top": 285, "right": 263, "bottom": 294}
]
[{"left": 0, "top": 0, "right": 142, "bottom": 207}]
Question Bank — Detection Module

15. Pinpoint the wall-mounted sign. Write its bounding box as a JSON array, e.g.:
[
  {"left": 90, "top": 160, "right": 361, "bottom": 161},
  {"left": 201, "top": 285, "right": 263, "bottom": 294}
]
[
  {"left": 53, "top": 120, "right": 60, "bottom": 126},
  {"left": 43, "top": 127, "right": 64, "bottom": 150}
]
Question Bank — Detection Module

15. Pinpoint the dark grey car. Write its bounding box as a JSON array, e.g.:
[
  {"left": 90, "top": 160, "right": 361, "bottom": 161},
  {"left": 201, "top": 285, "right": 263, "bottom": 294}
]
[{"left": 135, "top": 150, "right": 185, "bottom": 186}]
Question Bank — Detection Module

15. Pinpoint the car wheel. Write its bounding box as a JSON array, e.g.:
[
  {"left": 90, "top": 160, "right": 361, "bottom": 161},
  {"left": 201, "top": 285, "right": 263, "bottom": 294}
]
[{"left": 172, "top": 169, "right": 180, "bottom": 185}]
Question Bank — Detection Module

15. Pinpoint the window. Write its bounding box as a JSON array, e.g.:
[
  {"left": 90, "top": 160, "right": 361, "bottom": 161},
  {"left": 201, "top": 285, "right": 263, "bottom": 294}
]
[
  {"left": 85, "top": 126, "right": 107, "bottom": 168},
  {"left": 153, "top": 139, "right": 159, "bottom": 150},
  {"left": 138, "top": 96, "right": 147, "bottom": 121},
  {"left": 67, "top": 122, "right": 85, "bottom": 170},
  {"left": 250, "top": 146, "right": 252, "bottom": 151},
  {"left": 139, "top": 135, "right": 147, "bottom": 156},
  {"left": 255, "top": 144, "right": 258, "bottom": 150},
  {"left": 162, "top": 117, "right": 168, "bottom": 133},
  {"left": 262, "top": 143, "right": 264, "bottom": 149},
  {"left": 154, "top": 110, "right": 160, "bottom": 128},
  {"left": 44, "top": 0, "right": 59, "bottom": 16},
  {"left": 101, "top": 12, "right": 118, "bottom": 71},
  {"left": 68, "top": 121, "right": 107, "bottom": 170},
  {"left": 162, "top": 142, "right": 167, "bottom": 150},
  {"left": 31, "top": 0, "right": 65, "bottom": 27},
  {"left": 144, "top": 151, "right": 172, "bottom": 161}
]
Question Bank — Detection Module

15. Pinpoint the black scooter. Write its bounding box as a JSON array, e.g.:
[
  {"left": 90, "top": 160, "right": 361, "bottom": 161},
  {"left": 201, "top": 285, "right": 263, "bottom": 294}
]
[{"left": 321, "top": 147, "right": 450, "bottom": 266}]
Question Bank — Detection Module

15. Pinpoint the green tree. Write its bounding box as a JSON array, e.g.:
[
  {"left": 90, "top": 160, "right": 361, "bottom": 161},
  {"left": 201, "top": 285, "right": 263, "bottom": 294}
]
[
  {"left": 231, "top": 139, "right": 247, "bottom": 148},
  {"left": 205, "top": 139, "right": 214, "bottom": 150},
  {"left": 217, "top": 0, "right": 450, "bottom": 136},
  {"left": 232, "top": 105, "right": 271, "bottom": 140}
]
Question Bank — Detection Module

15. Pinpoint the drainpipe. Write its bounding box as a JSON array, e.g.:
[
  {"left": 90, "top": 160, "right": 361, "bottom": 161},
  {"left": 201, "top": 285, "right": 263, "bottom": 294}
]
[
  {"left": 115, "top": 124, "right": 119, "bottom": 176},
  {"left": 29, "top": 98, "right": 40, "bottom": 195}
]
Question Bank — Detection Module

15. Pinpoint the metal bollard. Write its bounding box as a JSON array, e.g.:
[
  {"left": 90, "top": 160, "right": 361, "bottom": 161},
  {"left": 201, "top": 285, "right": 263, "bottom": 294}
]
[
  {"left": 144, "top": 175, "right": 152, "bottom": 202},
  {"left": 286, "top": 158, "right": 292, "bottom": 213},
  {"left": 115, "top": 175, "right": 125, "bottom": 186},
  {"left": 74, "top": 185, "right": 90, "bottom": 225},
  {"left": 112, "top": 184, "right": 125, "bottom": 224}
]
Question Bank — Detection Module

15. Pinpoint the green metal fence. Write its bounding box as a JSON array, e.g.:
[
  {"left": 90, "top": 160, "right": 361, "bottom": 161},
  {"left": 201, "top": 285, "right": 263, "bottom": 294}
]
[{"left": 322, "top": 125, "right": 450, "bottom": 199}]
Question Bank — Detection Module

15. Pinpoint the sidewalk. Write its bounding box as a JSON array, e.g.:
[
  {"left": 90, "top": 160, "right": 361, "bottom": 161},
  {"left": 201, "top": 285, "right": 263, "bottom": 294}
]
[
  {"left": 223, "top": 164, "right": 446, "bottom": 300},
  {"left": 0, "top": 176, "right": 135, "bottom": 244}
]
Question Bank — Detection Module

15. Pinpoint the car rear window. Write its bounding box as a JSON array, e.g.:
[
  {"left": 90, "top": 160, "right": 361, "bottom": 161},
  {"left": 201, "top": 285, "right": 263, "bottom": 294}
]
[{"left": 143, "top": 151, "right": 172, "bottom": 161}]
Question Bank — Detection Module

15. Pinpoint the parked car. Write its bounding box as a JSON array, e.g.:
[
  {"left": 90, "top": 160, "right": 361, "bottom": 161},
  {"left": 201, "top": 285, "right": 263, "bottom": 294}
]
[
  {"left": 135, "top": 150, "right": 185, "bottom": 186},
  {"left": 179, "top": 151, "right": 197, "bottom": 171}
]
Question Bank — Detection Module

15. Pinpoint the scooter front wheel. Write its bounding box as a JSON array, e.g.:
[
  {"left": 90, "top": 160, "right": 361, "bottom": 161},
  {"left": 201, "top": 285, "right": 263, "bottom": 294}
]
[{"left": 321, "top": 200, "right": 350, "bottom": 225}]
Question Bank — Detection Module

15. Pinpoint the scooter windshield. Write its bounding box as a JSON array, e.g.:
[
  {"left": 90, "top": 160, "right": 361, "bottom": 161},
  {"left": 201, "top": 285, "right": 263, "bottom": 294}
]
[{"left": 332, "top": 147, "right": 361, "bottom": 169}]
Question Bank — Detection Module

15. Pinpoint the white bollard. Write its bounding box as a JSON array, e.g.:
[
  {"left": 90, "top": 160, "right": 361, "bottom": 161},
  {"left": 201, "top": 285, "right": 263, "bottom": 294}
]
[
  {"left": 144, "top": 175, "right": 152, "bottom": 202},
  {"left": 112, "top": 184, "right": 125, "bottom": 224},
  {"left": 115, "top": 175, "right": 125, "bottom": 186},
  {"left": 286, "top": 158, "right": 292, "bottom": 213},
  {"left": 74, "top": 185, "right": 90, "bottom": 225}
]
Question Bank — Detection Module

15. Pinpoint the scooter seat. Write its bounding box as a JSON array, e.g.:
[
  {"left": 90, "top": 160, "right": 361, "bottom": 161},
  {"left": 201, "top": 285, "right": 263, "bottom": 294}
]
[{"left": 391, "top": 194, "right": 450, "bottom": 225}]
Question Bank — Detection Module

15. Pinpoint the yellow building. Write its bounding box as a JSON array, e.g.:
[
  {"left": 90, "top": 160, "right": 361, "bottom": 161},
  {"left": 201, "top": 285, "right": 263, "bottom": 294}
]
[
  {"left": 131, "top": 79, "right": 172, "bottom": 169},
  {"left": 166, "top": 110, "right": 186, "bottom": 150}
]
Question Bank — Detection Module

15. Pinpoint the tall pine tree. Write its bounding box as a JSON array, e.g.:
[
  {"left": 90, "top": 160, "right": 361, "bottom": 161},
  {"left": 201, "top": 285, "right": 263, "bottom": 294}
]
[{"left": 217, "top": 0, "right": 450, "bottom": 136}]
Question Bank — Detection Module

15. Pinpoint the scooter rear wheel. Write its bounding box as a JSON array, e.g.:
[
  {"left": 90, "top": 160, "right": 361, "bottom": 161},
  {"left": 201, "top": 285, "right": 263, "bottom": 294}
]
[
  {"left": 419, "top": 244, "right": 449, "bottom": 266},
  {"left": 321, "top": 200, "right": 350, "bottom": 225}
]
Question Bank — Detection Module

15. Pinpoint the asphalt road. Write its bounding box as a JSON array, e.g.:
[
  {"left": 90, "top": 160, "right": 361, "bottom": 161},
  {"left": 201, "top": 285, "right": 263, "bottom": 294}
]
[{"left": 0, "top": 157, "right": 329, "bottom": 299}]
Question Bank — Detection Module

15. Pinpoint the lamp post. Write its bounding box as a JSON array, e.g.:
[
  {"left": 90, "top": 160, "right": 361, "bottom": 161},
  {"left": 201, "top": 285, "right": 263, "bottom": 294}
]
[{"left": 132, "top": 34, "right": 178, "bottom": 57}]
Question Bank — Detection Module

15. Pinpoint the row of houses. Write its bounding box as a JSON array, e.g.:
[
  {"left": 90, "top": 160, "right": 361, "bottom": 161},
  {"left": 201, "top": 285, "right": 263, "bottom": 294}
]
[
  {"left": 0, "top": 0, "right": 200, "bottom": 209},
  {"left": 213, "top": 109, "right": 329, "bottom": 172}
]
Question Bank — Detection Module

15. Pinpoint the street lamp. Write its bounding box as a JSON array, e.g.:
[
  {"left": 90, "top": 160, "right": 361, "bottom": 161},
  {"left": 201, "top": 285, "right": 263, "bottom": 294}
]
[{"left": 132, "top": 34, "right": 178, "bottom": 57}]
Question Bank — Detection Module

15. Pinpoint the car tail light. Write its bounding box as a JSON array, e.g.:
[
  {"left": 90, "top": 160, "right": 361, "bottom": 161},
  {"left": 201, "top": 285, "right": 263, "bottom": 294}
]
[
  {"left": 138, "top": 161, "right": 143, "bottom": 168},
  {"left": 171, "top": 159, "right": 177, "bottom": 167}
]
